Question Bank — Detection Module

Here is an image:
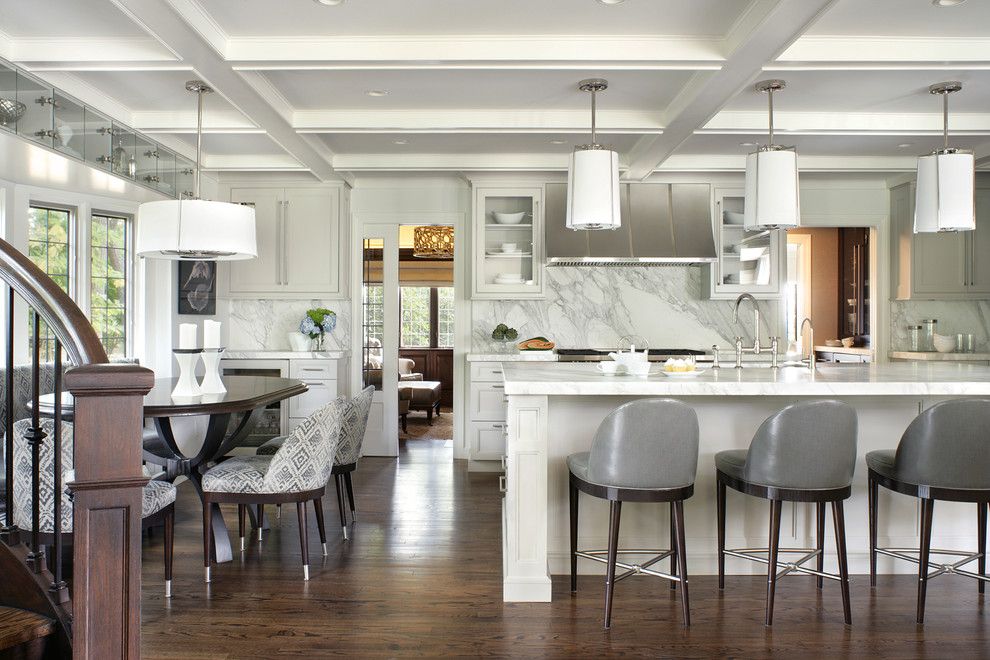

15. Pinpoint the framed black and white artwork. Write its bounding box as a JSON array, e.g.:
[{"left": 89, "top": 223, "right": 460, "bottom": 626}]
[{"left": 177, "top": 260, "right": 216, "bottom": 315}]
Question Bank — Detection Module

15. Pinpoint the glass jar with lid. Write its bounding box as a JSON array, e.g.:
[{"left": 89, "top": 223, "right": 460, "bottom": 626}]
[
  {"left": 908, "top": 325, "right": 922, "bottom": 352},
  {"left": 921, "top": 319, "right": 938, "bottom": 352}
]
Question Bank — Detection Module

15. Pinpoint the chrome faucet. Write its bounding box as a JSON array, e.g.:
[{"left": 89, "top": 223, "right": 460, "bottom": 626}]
[
  {"left": 731, "top": 293, "right": 779, "bottom": 369},
  {"left": 800, "top": 317, "right": 816, "bottom": 373}
]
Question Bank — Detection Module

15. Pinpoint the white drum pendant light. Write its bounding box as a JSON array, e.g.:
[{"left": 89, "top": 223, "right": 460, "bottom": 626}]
[
  {"left": 566, "top": 79, "right": 620, "bottom": 231},
  {"left": 744, "top": 80, "right": 800, "bottom": 231},
  {"left": 914, "top": 81, "right": 975, "bottom": 233},
  {"left": 136, "top": 81, "right": 257, "bottom": 260}
]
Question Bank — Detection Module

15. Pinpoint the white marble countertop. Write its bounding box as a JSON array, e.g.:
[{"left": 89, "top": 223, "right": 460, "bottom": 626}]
[
  {"left": 890, "top": 351, "right": 990, "bottom": 361},
  {"left": 223, "top": 350, "right": 349, "bottom": 360},
  {"left": 501, "top": 362, "right": 990, "bottom": 397},
  {"left": 467, "top": 352, "right": 558, "bottom": 362}
]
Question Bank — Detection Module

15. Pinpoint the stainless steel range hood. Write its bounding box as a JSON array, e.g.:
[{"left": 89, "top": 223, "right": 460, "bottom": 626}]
[{"left": 545, "top": 182, "right": 717, "bottom": 266}]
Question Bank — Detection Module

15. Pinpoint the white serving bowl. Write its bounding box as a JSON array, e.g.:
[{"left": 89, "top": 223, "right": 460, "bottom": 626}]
[
  {"left": 492, "top": 211, "right": 526, "bottom": 224},
  {"left": 724, "top": 210, "right": 745, "bottom": 225},
  {"left": 933, "top": 333, "right": 956, "bottom": 353}
]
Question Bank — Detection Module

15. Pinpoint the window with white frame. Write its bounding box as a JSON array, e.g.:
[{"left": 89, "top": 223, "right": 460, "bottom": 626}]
[
  {"left": 27, "top": 205, "right": 72, "bottom": 361},
  {"left": 89, "top": 213, "right": 129, "bottom": 358}
]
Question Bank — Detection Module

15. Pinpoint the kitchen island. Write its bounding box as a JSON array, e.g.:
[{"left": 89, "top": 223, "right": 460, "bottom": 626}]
[{"left": 500, "top": 361, "right": 990, "bottom": 602}]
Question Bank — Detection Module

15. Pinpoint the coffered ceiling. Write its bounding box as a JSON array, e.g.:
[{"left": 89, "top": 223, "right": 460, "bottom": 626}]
[{"left": 0, "top": 0, "right": 988, "bottom": 181}]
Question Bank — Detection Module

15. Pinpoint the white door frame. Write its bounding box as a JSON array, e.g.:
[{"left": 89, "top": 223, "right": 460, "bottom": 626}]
[{"left": 351, "top": 223, "right": 400, "bottom": 457}]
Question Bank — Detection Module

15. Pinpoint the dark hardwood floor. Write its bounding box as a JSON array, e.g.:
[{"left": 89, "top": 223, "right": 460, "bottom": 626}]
[{"left": 141, "top": 439, "right": 990, "bottom": 658}]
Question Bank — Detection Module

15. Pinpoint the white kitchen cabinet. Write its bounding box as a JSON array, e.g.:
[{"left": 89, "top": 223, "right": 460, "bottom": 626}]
[
  {"left": 890, "top": 179, "right": 990, "bottom": 300},
  {"left": 466, "top": 360, "right": 509, "bottom": 463},
  {"left": 223, "top": 186, "right": 345, "bottom": 298},
  {"left": 704, "top": 188, "right": 785, "bottom": 300},
  {"left": 468, "top": 421, "right": 508, "bottom": 461},
  {"left": 472, "top": 186, "right": 545, "bottom": 299},
  {"left": 470, "top": 381, "right": 508, "bottom": 421}
]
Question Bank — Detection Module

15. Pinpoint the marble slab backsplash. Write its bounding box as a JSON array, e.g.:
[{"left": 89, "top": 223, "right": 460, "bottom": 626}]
[
  {"left": 472, "top": 267, "right": 779, "bottom": 352},
  {"left": 890, "top": 300, "right": 990, "bottom": 352},
  {"left": 229, "top": 299, "right": 351, "bottom": 352}
]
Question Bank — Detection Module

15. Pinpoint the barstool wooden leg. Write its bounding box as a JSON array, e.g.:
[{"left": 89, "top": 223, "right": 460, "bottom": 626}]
[
  {"left": 717, "top": 478, "right": 726, "bottom": 590},
  {"left": 868, "top": 474, "right": 879, "bottom": 587},
  {"left": 256, "top": 504, "right": 265, "bottom": 542},
  {"left": 669, "top": 501, "right": 677, "bottom": 591},
  {"left": 569, "top": 481, "right": 578, "bottom": 593},
  {"left": 164, "top": 505, "right": 174, "bottom": 598},
  {"left": 603, "top": 501, "right": 622, "bottom": 630},
  {"left": 202, "top": 498, "right": 213, "bottom": 583},
  {"left": 832, "top": 500, "right": 852, "bottom": 625},
  {"left": 314, "top": 497, "right": 327, "bottom": 556},
  {"left": 816, "top": 502, "right": 826, "bottom": 590},
  {"left": 917, "top": 498, "right": 935, "bottom": 624},
  {"left": 766, "top": 500, "right": 782, "bottom": 626},
  {"left": 238, "top": 504, "right": 246, "bottom": 552},
  {"left": 335, "top": 474, "right": 349, "bottom": 540},
  {"left": 978, "top": 502, "right": 987, "bottom": 595},
  {"left": 296, "top": 501, "right": 310, "bottom": 581},
  {"left": 344, "top": 472, "right": 356, "bottom": 518},
  {"left": 672, "top": 499, "right": 690, "bottom": 626}
]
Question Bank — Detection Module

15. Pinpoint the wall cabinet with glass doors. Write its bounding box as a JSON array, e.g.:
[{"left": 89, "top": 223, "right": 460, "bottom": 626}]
[{"left": 471, "top": 186, "right": 545, "bottom": 299}]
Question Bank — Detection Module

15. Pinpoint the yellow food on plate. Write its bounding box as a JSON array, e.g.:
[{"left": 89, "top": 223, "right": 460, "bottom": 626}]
[{"left": 663, "top": 358, "right": 694, "bottom": 373}]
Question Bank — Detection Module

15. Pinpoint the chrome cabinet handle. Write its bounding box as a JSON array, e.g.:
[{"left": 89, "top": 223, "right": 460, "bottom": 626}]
[
  {"left": 492, "top": 370, "right": 503, "bottom": 375},
  {"left": 491, "top": 384, "right": 504, "bottom": 389},
  {"left": 501, "top": 455, "right": 507, "bottom": 470},
  {"left": 498, "top": 475, "right": 506, "bottom": 494}
]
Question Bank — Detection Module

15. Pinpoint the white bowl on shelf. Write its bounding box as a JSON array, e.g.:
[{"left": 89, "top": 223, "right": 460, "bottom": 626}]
[
  {"left": 494, "top": 274, "right": 525, "bottom": 284},
  {"left": 492, "top": 211, "right": 527, "bottom": 224},
  {"left": 724, "top": 211, "right": 745, "bottom": 225},
  {"left": 933, "top": 333, "right": 956, "bottom": 353}
]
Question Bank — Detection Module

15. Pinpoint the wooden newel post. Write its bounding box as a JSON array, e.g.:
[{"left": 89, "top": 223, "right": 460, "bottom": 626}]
[{"left": 64, "top": 363, "right": 154, "bottom": 660}]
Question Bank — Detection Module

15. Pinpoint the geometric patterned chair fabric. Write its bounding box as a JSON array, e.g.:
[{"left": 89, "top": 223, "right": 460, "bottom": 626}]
[
  {"left": 12, "top": 418, "right": 177, "bottom": 532},
  {"left": 0, "top": 364, "right": 57, "bottom": 440},
  {"left": 204, "top": 396, "right": 346, "bottom": 495}
]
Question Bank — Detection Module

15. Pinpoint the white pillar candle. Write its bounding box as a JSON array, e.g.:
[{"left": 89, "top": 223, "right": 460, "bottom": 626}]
[
  {"left": 203, "top": 320, "right": 222, "bottom": 349},
  {"left": 178, "top": 323, "right": 197, "bottom": 349}
]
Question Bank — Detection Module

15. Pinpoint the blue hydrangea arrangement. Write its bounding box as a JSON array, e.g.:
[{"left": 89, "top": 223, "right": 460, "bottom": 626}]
[{"left": 299, "top": 308, "right": 337, "bottom": 348}]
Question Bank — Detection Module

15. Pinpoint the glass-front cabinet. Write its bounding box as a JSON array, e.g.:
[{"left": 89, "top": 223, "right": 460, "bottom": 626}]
[
  {"left": 53, "top": 90, "right": 85, "bottom": 160},
  {"left": 472, "top": 186, "right": 545, "bottom": 299},
  {"left": 704, "top": 187, "right": 784, "bottom": 299},
  {"left": 16, "top": 71, "right": 55, "bottom": 147}
]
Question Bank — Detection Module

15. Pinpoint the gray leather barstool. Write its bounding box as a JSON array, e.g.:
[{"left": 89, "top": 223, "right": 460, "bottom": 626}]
[
  {"left": 715, "top": 400, "right": 857, "bottom": 626},
  {"left": 867, "top": 398, "right": 990, "bottom": 624},
  {"left": 568, "top": 398, "right": 699, "bottom": 630}
]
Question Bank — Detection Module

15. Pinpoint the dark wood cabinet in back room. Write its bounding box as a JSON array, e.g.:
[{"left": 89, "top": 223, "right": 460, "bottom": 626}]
[{"left": 838, "top": 228, "right": 870, "bottom": 342}]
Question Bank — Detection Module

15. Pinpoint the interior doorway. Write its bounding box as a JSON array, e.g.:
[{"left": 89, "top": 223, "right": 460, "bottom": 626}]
[{"left": 785, "top": 227, "right": 874, "bottom": 362}]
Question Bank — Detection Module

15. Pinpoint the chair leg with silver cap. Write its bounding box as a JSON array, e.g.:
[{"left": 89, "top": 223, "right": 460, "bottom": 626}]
[
  {"left": 313, "top": 497, "right": 328, "bottom": 556},
  {"left": 297, "top": 501, "right": 310, "bottom": 581},
  {"left": 164, "top": 505, "right": 174, "bottom": 598}
]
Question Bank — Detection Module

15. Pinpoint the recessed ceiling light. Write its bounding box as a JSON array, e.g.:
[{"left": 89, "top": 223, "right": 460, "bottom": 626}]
[
  {"left": 932, "top": 0, "right": 966, "bottom": 6},
  {"left": 550, "top": 139, "right": 568, "bottom": 145},
  {"left": 597, "top": 0, "right": 627, "bottom": 4},
  {"left": 393, "top": 139, "right": 408, "bottom": 145},
  {"left": 898, "top": 142, "right": 914, "bottom": 148},
  {"left": 365, "top": 90, "right": 389, "bottom": 97},
  {"left": 314, "top": 0, "right": 344, "bottom": 5},
  {"left": 739, "top": 141, "right": 758, "bottom": 147}
]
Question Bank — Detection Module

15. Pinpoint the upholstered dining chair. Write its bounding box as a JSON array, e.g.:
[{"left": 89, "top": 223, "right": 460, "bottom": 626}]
[
  {"left": 12, "top": 418, "right": 177, "bottom": 596},
  {"left": 257, "top": 386, "right": 375, "bottom": 540},
  {"left": 201, "top": 395, "right": 346, "bottom": 582}
]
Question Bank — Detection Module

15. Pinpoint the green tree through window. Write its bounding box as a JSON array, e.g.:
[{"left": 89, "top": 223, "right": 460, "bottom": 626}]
[
  {"left": 400, "top": 286, "right": 454, "bottom": 348},
  {"left": 27, "top": 206, "right": 70, "bottom": 362},
  {"left": 90, "top": 214, "right": 129, "bottom": 357}
]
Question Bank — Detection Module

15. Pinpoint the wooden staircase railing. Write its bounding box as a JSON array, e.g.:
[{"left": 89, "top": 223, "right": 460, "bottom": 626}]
[{"left": 0, "top": 236, "right": 153, "bottom": 659}]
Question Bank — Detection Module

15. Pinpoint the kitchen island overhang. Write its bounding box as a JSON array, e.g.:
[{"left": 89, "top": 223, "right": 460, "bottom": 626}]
[{"left": 500, "top": 362, "right": 990, "bottom": 603}]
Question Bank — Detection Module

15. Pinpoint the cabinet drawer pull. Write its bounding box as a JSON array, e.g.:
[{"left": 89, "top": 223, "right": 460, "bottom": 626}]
[
  {"left": 498, "top": 475, "right": 506, "bottom": 494},
  {"left": 302, "top": 381, "right": 325, "bottom": 387},
  {"left": 491, "top": 370, "right": 503, "bottom": 375},
  {"left": 501, "top": 455, "right": 507, "bottom": 470},
  {"left": 491, "top": 423, "right": 505, "bottom": 429},
  {"left": 491, "top": 384, "right": 504, "bottom": 389}
]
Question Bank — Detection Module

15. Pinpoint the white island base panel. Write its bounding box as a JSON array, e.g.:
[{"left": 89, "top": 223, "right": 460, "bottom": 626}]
[{"left": 501, "top": 363, "right": 990, "bottom": 602}]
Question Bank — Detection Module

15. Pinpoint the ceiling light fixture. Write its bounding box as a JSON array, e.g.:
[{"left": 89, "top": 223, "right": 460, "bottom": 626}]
[
  {"left": 932, "top": 0, "right": 966, "bottom": 6},
  {"left": 914, "top": 81, "right": 975, "bottom": 233},
  {"left": 566, "top": 79, "right": 621, "bottom": 231},
  {"left": 898, "top": 142, "right": 914, "bottom": 148},
  {"left": 550, "top": 139, "right": 568, "bottom": 145},
  {"left": 739, "top": 141, "right": 757, "bottom": 147},
  {"left": 135, "top": 81, "right": 257, "bottom": 261},
  {"left": 314, "top": 0, "right": 345, "bottom": 5},
  {"left": 413, "top": 226, "right": 454, "bottom": 259},
  {"left": 597, "top": 0, "right": 627, "bottom": 4},
  {"left": 366, "top": 90, "right": 389, "bottom": 97},
  {"left": 744, "top": 79, "right": 800, "bottom": 231},
  {"left": 393, "top": 139, "right": 408, "bottom": 145}
]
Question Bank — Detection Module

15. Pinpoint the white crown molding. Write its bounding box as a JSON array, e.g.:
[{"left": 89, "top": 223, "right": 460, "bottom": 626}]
[
  {"left": 201, "top": 154, "right": 304, "bottom": 170},
  {"left": 225, "top": 34, "right": 724, "bottom": 66},
  {"left": 0, "top": 28, "right": 12, "bottom": 60},
  {"left": 236, "top": 71, "right": 295, "bottom": 123},
  {"left": 293, "top": 109, "right": 662, "bottom": 133},
  {"left": 779, "top": 36, "right": 990, "bottom": 65},
  {"left": 37, "top": 71, "right": 136, "bottom": 127},
  {"left": 655, "top": 154, "right": 917, "bottom": 172},
  {"left": 164, "top": 0, "right": 228, "bottom": 57},
  {"left": 331, "top": 152, "right": 574, "bottom": 172},
  {"left": 131, "top": 110, "right": 260, "bottom": 132},
  {"left": 702, "top": 111, "right": 990, "bottom": 135},
  {"left": 8, "top": 37, "right": 177, "bottom": 63}
]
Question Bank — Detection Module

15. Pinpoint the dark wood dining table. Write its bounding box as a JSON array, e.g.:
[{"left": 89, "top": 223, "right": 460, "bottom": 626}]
[{"left": 35, "top": 375, "right": 307, "bottom": 563}]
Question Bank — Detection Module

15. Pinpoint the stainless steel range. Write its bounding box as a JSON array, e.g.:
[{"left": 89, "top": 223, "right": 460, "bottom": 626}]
[{"left": 556, "top": 348, "right": 710, "bottom": 363}]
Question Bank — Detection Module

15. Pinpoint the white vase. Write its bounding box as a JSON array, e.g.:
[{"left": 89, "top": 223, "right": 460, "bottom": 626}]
[{"left": 288, "top": 332, "right": 311, "bottom": 352}]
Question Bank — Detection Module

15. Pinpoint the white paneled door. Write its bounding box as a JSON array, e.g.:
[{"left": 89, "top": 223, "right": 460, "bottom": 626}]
[{"left": 352, "top": 224, "right": 399, "bottom": 457}]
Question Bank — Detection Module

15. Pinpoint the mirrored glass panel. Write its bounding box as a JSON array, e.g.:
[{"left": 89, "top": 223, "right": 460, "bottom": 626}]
[
  {"left": 134, "top": 135, "right": 159, "bottom": 187},
  {"left": 175, "top": 155, "right": 195, "bottom": 198},
  {"left": 16, "top": 72, "right": 54, "bottom": 147},
  {"left": 83, "top": 107, "right": 113, "bottom": 170},
  {"left": 109, "top": 122, "right": 136, "bottom": 179},
  {"left": 0, "top": 61, "right": 18, "bottom": 133},
  {"left": 156, "top": 147, "right": 176, "bottom": 196},
  {"left": 53, "top": 90, "right": 84, "bottom": 159}
]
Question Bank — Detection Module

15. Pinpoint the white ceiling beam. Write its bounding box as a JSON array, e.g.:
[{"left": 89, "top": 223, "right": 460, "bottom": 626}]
[
  {"left": 109, "top": 0, "right": 337, "bottom": 181},
  {"left": 659, "top": 154, "right": 918, "bottom": 172},
  {"left": 225, "top": 35, "right": 724, "bottom": 67},
  {"left": 8, "top": 37, "right": 177, "bottom": 63},
  {"left": 131, "top": 110, "right": 261, "bottom": 132},
  {"left": 700, "top": 111, "right": 990, "bottom": 135},
  {"left": 201, "top": 154, "right": 305, "bottom": 171},
  {"left": 331, "top": 153, "right": 573, "bottom": 172},
  {"left": 38, "top": 71, "right": 136, "bottom": 127},
  {"left": 624, "top": 0, "right": 839, "bottom": 180},
  {"left": 293, "top": 109, "right": 662, "bottom": 133},
  {"left": 778, "top": 37, "right": 990, "bottom": 66}
]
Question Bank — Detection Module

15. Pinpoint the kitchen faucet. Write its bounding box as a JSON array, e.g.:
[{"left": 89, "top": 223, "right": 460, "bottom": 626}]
[
  {"left": 800, "top": 317, "right": 816, "bottom": 373},
  {"left": 731, "top": 293, "right": 778, "bottom": 369}
]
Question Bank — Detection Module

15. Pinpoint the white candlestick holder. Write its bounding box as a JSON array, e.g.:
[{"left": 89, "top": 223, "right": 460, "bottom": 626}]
[
  {"left": 200, "top": 347, "right": 226, "bottom": 395},
  {"left": 172, "top": 349, "right": 203, "bottom": 399}
]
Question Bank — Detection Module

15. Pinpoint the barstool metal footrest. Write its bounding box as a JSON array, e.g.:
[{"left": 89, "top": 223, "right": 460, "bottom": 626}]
[
  {"left": 576, "top": 548, "right": 680, "bottom": 584},
  {"left": 876, "top": 547, "right": 989, "bottom": 582},
  {"left": 724, "top": 547, "right": 841, "bottom": 583}
]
